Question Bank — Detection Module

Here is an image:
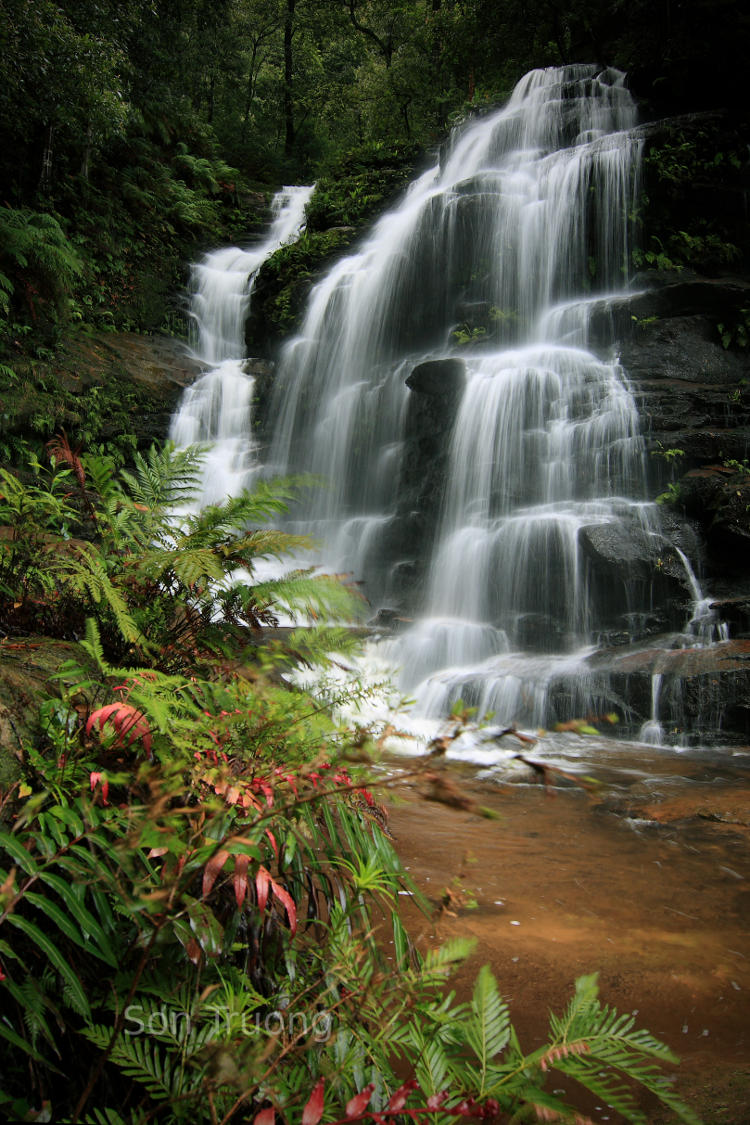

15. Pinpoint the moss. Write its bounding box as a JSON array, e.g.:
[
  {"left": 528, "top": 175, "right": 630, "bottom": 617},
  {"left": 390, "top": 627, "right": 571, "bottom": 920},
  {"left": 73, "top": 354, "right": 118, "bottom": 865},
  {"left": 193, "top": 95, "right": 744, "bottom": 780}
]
[
  {"left": 0, "top": 330, "right": 194, "bottom": 468},
  {"left": 246, "top": 143, "right": 423, "bottom": 352},
  {"left": 0, "top": 637, "right": 85, "bottom": 783}
]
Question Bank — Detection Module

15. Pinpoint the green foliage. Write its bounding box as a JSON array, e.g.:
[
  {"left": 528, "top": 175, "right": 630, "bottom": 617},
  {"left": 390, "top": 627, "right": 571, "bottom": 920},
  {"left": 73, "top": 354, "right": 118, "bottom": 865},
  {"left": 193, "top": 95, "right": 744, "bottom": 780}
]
[
  {"left": 718, "top": 308, "right": 750, "bottom": 350},
  {"left": 637, "top": 125, "right": 747, "bottom": 277},
  {"left": 0, "top": 207, "right": 84, "bottom": 341},
  {"left": 451, "top": 324, "right": 487, "bottom": 347},
  {"left": 722, "top": 457, "right": 750, "bottom": 475},
  {"left": 0, "top": 441, "right": 363, "bottom": 665},
  {"left": 651, "top": 442, "right": 685, "bottom": 465},
  {"left": 305, "top": 141, "right": 421, "bottom": 231},
  {"left": 251, "top": 228, "right": 357, "bottom": 341},
  {"left": 656, "top": 481, "right": 682, "bottom": 506}
]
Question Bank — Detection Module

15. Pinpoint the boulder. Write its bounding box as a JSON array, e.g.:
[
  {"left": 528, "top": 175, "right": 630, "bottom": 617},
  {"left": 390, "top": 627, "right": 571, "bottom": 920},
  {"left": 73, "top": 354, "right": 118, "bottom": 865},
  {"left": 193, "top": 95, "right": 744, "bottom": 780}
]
[
  {"left": 406, "top": 358, "right": 466, "bottom": 397},
  {"left": 583, "top": 637, "right": 750, "bottom": 743}
]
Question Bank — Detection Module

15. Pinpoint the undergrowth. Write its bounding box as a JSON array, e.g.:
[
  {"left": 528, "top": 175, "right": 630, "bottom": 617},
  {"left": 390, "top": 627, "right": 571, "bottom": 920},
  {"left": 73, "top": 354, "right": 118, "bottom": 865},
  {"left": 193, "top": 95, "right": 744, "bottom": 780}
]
[{"left": 0, "top": 442, "right": 702, "bottom": 1124}]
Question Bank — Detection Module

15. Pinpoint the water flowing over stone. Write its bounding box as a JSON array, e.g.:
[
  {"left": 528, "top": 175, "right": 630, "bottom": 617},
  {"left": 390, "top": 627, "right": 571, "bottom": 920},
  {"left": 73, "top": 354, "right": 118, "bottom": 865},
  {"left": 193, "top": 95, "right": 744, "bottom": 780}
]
[
  {"left": 170, "top": 185, "right": 313, "bottom": 504},
  {"left": 180, "top": 68, "right": 739, "bottom": 746}
]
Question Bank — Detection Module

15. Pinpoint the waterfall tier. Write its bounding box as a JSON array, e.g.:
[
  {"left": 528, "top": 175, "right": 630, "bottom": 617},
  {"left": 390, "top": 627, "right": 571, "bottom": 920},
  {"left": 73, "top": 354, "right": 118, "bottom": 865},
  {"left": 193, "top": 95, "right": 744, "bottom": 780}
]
[{"left": 170, "top": 185, "right": 314, "bottom": 505}]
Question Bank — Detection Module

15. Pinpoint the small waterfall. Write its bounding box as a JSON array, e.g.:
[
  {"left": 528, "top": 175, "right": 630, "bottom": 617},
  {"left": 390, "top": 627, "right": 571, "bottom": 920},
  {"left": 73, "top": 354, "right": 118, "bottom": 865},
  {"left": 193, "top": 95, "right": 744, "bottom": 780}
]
[
  {"left": 170, "top": 185, "right": 314, "bottom": 505},
  {"left": 673, "top": 546, "right": 730, "bottom": 646},
  {"left": 639, "top": 673, "right": 664, "bottom": 745}
]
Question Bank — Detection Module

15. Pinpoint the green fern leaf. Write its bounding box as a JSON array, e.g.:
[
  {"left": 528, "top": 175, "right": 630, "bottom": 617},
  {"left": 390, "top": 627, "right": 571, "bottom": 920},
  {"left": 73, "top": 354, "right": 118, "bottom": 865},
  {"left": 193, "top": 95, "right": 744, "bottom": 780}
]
[
  {"left": 465, "top": 965, "right": 510, "bottom": 1091},
  {"left": 5, "top": 914, "right": 90, "bottom": 1018},
  {"left": 32, "top": 873, "right": 118, "bottom": 966}
]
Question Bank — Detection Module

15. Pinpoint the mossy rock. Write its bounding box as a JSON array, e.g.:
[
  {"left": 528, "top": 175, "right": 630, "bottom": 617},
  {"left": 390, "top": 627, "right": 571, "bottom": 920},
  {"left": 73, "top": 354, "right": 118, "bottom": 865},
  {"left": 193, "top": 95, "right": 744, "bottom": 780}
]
[
  {"left": 0, "top": 330, "right": 200, "bottom": 468},
  {"left": 246, "top": 227, "right": 357, "bottom": 350},
  {"left": 246, "top": 143, "right": 424, "bottom": 354},
  {"left": 0, "top": 637, "right": 87, "bottom": 788}
]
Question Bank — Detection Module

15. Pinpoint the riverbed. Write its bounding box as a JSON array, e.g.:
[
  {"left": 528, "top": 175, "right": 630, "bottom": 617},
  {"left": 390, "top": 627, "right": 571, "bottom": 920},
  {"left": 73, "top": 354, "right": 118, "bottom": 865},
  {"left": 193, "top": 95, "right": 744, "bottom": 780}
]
[{"left": 384, "top": 745, "right": 749, "bottom": 1123}]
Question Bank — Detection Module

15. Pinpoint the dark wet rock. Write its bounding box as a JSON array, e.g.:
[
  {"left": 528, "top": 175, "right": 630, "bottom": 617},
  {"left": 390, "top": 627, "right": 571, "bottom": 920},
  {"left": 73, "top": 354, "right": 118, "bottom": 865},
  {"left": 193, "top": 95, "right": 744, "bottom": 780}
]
[
  {"left": 514, "top": 613, "right": 567, "bottom": 652},
  {"left": 618, "top": 314, "right": 747, "bottom": 384},
  {"left": 582, "top": 637, "right": 750, "bottom": 743},
  {"left": 244, "top": 356, "right": 275, "bottom": 418},
  {"left": 678, "top": 465, "right": 750, "bottom": 569},
  {"left": 709, "top": 596, "right": 750, "bottom": 637},
  {"left": 579, "top": 522, "right": 692, "bottom": 635},
  {"left": 454, "top": 300, "right": 492, "bottom": 328},
  {"left": 406, "top": 358, "right": 466, "bottom": 397},
  {"left": 367, "top": 607, "right": 414, "bottom": 631}
]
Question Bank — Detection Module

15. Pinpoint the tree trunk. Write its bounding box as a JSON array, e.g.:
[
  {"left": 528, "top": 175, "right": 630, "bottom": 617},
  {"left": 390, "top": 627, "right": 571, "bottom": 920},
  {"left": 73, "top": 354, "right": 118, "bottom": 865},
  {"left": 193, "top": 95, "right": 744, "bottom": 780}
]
[
  {"left": 80, "top": 122, "right": 94, "bottom": 181},
  {"left": 284, "top": 0, "right": 295, "bottom": 156},
  {"left": 39, "top": 124, "right": 54, "bottom": 194}
]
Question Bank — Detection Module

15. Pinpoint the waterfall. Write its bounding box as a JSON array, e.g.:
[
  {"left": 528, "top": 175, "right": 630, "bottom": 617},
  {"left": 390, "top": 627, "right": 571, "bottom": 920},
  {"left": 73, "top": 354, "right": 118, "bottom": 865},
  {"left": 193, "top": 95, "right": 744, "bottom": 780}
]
[
  {"left": 639, "top": 673, "right": 664, "bottom": 746},
  {"left": 263, "top": 66, "right": 682, "bottom": 726},
  {"left": 170, "top": 185, "right": 314, "bottom": 505},
  {"left": 170, "top": 67, "right": 730, "bottom": 744}
]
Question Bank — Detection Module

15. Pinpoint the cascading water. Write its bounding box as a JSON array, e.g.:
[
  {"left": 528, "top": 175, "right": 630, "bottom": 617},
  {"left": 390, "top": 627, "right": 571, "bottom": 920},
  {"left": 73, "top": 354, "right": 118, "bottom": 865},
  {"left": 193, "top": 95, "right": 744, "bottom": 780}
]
[
  {"left": 170, "top": 67, "right": 732, "bottom": 749},
  {"left": 262, "top": 65, "right": 728, "bottom": 740},
  {"left": 170, "top": 185, "right": 314, "bottom": 505}
]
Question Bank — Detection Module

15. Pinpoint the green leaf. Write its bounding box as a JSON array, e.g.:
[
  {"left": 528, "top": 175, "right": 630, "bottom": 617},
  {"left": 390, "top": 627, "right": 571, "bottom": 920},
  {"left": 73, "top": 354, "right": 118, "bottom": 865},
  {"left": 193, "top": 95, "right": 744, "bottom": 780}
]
[
  {"left": 36, "top": 870, "right": 117, "bottom": 964},
  {"left": 465, "top": 965, "right": 510, "bottom": 1091},
  {"left": 0, "top": 1017, "right": 63, "bottom": 1071},
  {"left": 0, "top": 830, "right": 39, "bottom": 876},
  {"left": 5, "top": 914, "right": 90, "bottom": 1018}
]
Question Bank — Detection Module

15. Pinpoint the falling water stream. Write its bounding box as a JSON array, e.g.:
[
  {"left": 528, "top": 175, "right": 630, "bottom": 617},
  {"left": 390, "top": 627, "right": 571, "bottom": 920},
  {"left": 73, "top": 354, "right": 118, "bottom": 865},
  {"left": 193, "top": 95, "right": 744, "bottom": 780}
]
[
  {"left": 170, "top": 67, "right": 734, "bottom": 759},
  {"left": 170, "top": 185, "right": 314, "bottom": 504}
]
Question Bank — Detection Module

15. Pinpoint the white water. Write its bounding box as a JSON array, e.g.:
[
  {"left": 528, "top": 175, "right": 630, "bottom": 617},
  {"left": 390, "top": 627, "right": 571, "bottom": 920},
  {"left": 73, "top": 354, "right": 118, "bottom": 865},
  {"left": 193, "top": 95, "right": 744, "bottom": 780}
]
[
  {"left": 262, "top": 66, "right": 723, "bottom": 736},
  {"left": 171, "top": 67, "right": 730, "bottom": 751},
  {"left": 170, "top": 185, "right": 314, "bottom": 505}
]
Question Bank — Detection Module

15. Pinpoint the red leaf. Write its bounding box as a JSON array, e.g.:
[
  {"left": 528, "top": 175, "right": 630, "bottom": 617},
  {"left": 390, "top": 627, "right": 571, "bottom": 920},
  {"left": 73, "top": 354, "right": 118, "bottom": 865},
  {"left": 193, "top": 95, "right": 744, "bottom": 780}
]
[
  {"left": 256, "top": 865, "right": 271, "bottom": 913},
  {"left": 0, "top": 961, "right": 6, "bottom": 981},
  {"left": 254, "top": 1109, "right": 275, "bottom": 1125},
  {"left": 265, "top": 829, "right": 278, "bottom": 856},
  {"left": 302, "top": 1078, "right": 325, "bottom": 1125},
  {"left": 270, "top": 879, "right": 297, "bottom": 937},
  {"left": 234, "top": 853, "right": 249, "bottom": 908},
  {"left": 385, "top": 1080, "right": 418, "bottom": 1113},
  {"left": 89, "top": 771, "right": 109, "bottom": 805},
  {"left": 86, "top": 703, "right": 152, "bottom": 759},
  {"left": 202, "top": 849, "right": 230, "bottom": 898},
  {"left": 345, "top": 1083, "right": 374, "bottom": 1119}
]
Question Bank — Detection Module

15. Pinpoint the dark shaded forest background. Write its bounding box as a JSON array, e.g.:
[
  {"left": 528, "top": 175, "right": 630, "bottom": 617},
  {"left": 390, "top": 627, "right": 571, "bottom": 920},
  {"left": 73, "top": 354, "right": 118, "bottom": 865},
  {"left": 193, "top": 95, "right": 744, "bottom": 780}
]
[{"left": 1, "top": 0, "right": 748, "bottom": 361}]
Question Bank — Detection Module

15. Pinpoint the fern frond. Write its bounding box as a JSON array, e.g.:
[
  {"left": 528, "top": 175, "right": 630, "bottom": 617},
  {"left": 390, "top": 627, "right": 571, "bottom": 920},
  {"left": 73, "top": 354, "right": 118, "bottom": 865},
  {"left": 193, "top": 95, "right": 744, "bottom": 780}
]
[
  {"left": 57, "top": 544, "right": 145, "bottom": 647},
  {"left": 411, "top": 1028, "right": 452, "bottom": 1095},
  {"left": 465, "top": 965, "right": 511, "bottom": 1090},
  {"left": 119, "top": 443, "right": 205, "bottom": 514}
]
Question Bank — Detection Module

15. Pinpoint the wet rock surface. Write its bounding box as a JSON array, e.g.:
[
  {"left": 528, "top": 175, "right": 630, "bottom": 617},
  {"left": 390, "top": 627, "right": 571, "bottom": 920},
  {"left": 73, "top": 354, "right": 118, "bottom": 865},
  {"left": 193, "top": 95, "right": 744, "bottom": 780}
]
[
  {"left": 583, "top": 638, "right": 750, "bottom": 742},
  {"left": 405, "top": 357, "right": 466, "bottom": 397}
]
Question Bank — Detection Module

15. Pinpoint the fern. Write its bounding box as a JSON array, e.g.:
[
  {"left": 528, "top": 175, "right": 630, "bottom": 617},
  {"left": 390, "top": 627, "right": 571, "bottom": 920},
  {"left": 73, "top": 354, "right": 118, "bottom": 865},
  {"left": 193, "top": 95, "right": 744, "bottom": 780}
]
[
  {"left": 81, "top": 1026, "right": 203, "bottom": 1101},
  {"left": 118, "top": 443, "right": 205, "bottom": 517},
  {"left": 57, "top": 543, "right": 145, "bottom": 647},
  {"left": 465, "top": 965, "right": 511, "bottom": 1092}
]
